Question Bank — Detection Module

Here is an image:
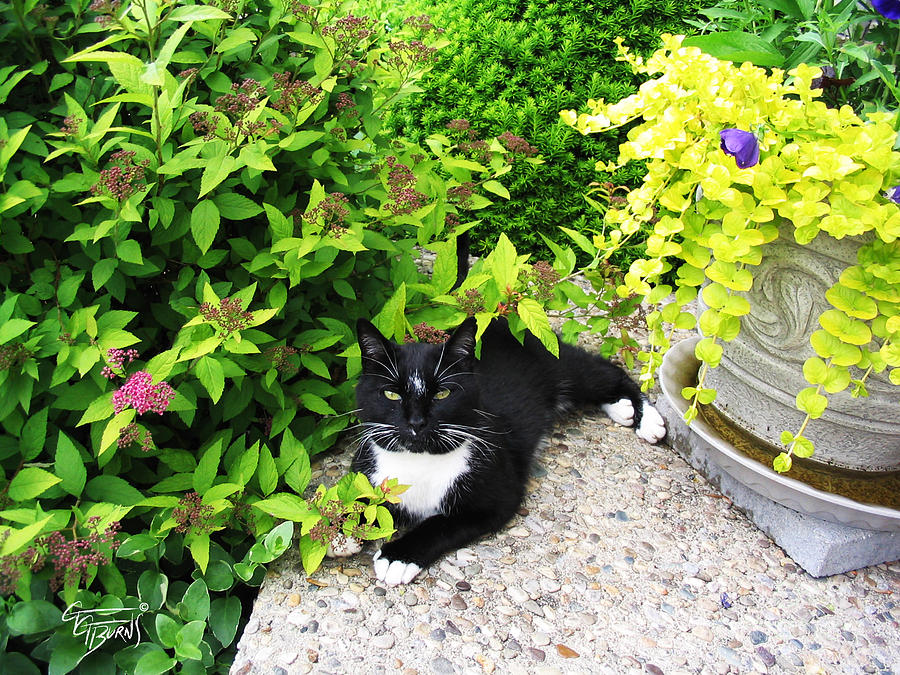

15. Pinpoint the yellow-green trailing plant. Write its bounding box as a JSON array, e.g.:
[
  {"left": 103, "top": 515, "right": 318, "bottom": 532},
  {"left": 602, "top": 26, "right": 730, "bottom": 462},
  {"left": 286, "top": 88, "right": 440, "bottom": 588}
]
[{"left": 562, "top": 35, "right": 900, "bottom": 473}]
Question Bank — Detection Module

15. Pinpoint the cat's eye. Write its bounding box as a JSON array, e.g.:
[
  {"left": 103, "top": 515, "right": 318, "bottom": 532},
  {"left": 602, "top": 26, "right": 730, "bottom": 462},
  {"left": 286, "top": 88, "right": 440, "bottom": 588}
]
[
  {"left": 383, "top": 390, "right": 401, "bottom": 401},
  {"left": 434, "top": 388, "right": 451, "bottom": 400}
]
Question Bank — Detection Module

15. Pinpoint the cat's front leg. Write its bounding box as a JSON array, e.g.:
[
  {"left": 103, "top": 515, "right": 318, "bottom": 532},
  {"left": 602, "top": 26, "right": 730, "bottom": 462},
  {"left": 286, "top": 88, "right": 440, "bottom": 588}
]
[{"left": 372, "top": 512, "right": 501, "bottom": 586}]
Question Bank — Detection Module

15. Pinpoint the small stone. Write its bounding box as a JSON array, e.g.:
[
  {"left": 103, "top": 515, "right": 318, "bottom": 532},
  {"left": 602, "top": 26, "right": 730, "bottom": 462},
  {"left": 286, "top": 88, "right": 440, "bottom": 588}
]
[
  {"left": 556, "top": 644, "right": 579, "bottom": 658},
  {"left": 528, "top": 648, "right": 546, "bottom": 662},
  {"left": 475, "top": 654, "right": 495, "bottom": 673},
  {"left": 645, "top": 665, "right": 664, "bottom": 675},
  {"left": 306, "top": 649, "right": 319, "bottom": 663},
  {"left": 533, "top": 632, "right": 551, "bottom": 646},
  {"left": 749, "top": 630, "right": 767, "bottom": 645},
  {"left": 692, "top": 626, "right": 714, "bottom": 642},
  {"left": 374, "top": 586, "right": 387, "bottom": 597},
  {"left": 615, "top": 510, "right": 629, "bottom": 521},
  {"left": 756, "top": 647, "right": 776, "bottom": 667},
  {"left": 509, "top": 526, "right": 531, "bottom": 538},
  {"left": 451, "top": 594, "right": 468, "bottom": 610},
  {"left": 430, "top": 628, "right": 446, "bottom": 641},
  {"left": 445, "top": 620, "right": 462, "bottom": 636},
  {"left": 373, "top": 634, "right": 395, "bottom": 650},
  {"left": 404, "top": 593, "right": 418, "bottom": 607},
  {"left": 431, "top": 656, "right": 456, "bottom": 674},
  {"left": 456, "top": 581, "right": 471, "bottom": 592}
]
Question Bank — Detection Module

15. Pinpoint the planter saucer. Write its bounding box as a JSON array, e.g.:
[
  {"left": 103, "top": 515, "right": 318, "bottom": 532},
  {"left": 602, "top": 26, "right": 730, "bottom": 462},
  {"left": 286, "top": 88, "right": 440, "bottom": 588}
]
[{"left": 659, "top": 337, "right": 900, "bottom": 533}]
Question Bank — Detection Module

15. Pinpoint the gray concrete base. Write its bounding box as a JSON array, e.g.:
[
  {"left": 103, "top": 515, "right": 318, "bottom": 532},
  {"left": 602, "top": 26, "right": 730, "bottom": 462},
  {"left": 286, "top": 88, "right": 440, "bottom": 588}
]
[{"left": 657, "top": 395, "right": 900, "bottom": 578}]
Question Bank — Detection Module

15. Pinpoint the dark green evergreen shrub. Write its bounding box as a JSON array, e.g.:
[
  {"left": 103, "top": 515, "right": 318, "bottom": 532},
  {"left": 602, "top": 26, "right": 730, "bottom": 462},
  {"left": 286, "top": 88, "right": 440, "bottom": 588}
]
[{"left": 384, "top": 0, "right": 704, "bottom": 262}]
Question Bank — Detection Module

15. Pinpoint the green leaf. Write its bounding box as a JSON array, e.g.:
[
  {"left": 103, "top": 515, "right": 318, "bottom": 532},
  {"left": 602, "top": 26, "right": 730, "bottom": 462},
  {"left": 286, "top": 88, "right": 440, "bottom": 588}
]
[
  {"left": 8, "top": 467, "right": 61, "bottom": 501},
  {"left": 683, "top": 31, "right": 785, "bottom": 67},
  {"left": 155, "top": 614, "right": 180, "bottom": 649},
  {"left": 299, "top": 392, "right": 336, "bottom": 415},
  {"left": 482, "top": 180, "right": 510, "bottom": 199},
  {"left": 134, "top": 646, "right": 176, "bottom": 675},
  {"left": 178, "top": 579, "right": 210, "bottom": 622},
  {"left": 19, "top": 406, "right": 48, "bottom": 461},
  {"left": 209, "top": 596, "right": 242, "bottom": 647},
  {"left": 0, "top": 318, "right": 34, "bottom": 344},
  {"left": 85, "top": 475, "right": 145, "bottom": 506},
  {"left": 174, "top": 620, "right": 205, "bottom": 661},
  {"left": 199, "top": 155, "right": 237, "bottom": 198},
  {"left": 117, "top": 239, "right": 143, "bottom": 265},
  {"left": 257, "top": 444, "right": 278, "bottom": 496},
  {"left": 193, "top": 439, "right": 223, "bottom": 494},
  {"left": 516, "top": 298, "right": 558, "bottom": 357},
  {"left": 796, "top": 386, "right": 828, "bottom": 419},
  {"left": 0, "top": 516, "right": 52, "bottom": 556},
  {"left": 299, "top": 534, "right": 328, "bottom": 575},
  {"left": 374, "top": 283, "right": 407, "bottom": 342},
  {"left": 191, "top": 200, "right": 220, "bottom": 255},
  {"left": 486, "top": 233, "right": 519, "bottom": 292},
  {"left": 819, "top": 309, "right": 872, "bottom": 346},
  {"left": 195, "top": 355, "right": 225, "bottom": 403},
  {"left": 213, "top": 192, "right": 263, "bottom": 219},
  {"left": 773, "top": 452, "right": 793, "bottom": 473},
  {"left": 6, "top": 600, "right": 62, "bottom": 635},
  {"left": 92, "top": 259, "right": 118, "bottom": 290},
  {"left": 252, "top": 493, "right": 310, "bottom": 520},
  {"left": 168, "top": 5, "right": 231, "bottom": 20},
  {"left": 694, "top": 337, "right": 723, "bottom": 368},
  {"left": 56, "top": 432, "right": 87, "bottom": 497}
]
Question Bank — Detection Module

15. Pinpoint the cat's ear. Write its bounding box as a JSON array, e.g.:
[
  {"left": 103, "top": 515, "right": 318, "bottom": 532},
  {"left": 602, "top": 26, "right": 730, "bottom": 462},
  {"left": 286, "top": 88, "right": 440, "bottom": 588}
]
[
  {"left": 445, "top": 317, "right": 477, "bottom": 360},
  {"left": 357, "top": 319, "right": 393, "bottom": 372}
]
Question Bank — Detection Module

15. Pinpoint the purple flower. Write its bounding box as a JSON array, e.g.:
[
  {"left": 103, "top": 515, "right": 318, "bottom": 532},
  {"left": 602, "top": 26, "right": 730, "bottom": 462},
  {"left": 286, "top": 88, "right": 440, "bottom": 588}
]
[
  {"left": 719, "top": 129, "right": 760, "bottom": 169},
  {"left": 886, "top": 185, "right": 900, "bottom": 204},
  {"left": 872, "top": 0, "right": 900, "bottom": 20}
]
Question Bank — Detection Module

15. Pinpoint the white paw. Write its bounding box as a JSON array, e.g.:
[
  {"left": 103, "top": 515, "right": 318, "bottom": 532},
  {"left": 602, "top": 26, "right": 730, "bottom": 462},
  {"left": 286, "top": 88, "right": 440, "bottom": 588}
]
[
  {"left": 373, "top": 550, "right": 422, "bottom": 586},
  {"left": 636, "top": 402, "right": 666, "bottom": 444},
  {"left": 602, "top": 398, "right": 635, "bottom": 427},
  {"left": 326, "top": 533, "right": 363, "bottom": 558}
]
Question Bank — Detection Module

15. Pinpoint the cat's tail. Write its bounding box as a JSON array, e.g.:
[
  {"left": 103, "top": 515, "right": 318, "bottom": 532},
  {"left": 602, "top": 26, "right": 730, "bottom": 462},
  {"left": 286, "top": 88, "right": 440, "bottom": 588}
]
[
  {"left": 451, "top": 230, "right": 470, "bottom": 291},
  {"left": 558, "top": 343, "right": 666, "bottom": 444}
]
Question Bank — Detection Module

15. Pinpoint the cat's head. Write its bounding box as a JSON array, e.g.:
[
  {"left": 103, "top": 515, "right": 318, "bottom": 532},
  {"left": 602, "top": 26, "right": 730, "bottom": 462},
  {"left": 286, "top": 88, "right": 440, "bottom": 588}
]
[{"left": 355, "top": 318, "right": 480, "bottom": 454}]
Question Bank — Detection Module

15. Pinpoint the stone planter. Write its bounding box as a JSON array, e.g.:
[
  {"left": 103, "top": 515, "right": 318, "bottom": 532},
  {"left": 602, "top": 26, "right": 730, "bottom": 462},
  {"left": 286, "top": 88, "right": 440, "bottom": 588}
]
[{"left": 700, "top": 221, "right": 900, "bottom": 472}]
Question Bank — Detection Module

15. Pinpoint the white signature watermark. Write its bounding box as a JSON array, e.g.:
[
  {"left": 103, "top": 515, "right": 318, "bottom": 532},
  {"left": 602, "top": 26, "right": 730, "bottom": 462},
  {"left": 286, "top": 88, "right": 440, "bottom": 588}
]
[{"left": 62, "top": 601, "right": 149, "bottom": 661}]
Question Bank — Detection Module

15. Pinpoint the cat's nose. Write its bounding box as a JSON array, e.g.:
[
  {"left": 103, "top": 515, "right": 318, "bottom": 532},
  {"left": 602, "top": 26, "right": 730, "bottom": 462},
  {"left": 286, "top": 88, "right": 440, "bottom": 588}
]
[{"left": 408, "top": 416, "right": 426, "bottom": 435}]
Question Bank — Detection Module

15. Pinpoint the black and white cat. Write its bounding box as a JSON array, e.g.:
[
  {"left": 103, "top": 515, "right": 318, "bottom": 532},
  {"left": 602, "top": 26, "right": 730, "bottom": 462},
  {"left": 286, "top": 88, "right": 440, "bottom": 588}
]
[{"left": 347, "top": 316, "right": 666, "bottom": 586}]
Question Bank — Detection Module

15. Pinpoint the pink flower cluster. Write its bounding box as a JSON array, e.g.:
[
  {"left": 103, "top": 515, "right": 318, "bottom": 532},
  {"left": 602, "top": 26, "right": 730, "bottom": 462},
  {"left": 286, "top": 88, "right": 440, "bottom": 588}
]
[
  {"left": 41, "top": 517, "right": 121, "bottom": 591},
  {"left": 383, "top": 156, "right": 427, "bottom": 215},
  {"left": 90, "top": 150, "right": 149, "bottom": 201},
  {"left": 113, "top": 371, "right": 176, "bottom": 415}
]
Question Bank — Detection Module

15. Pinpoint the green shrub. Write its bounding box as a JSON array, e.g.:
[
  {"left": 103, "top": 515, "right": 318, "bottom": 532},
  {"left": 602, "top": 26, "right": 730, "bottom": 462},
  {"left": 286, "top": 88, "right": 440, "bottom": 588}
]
[
  {"left": 379, "top": 0, "right": 704, "bottom": 263},
  {"left": 0, "top": 0, "right": 552, "bottom": 671}
]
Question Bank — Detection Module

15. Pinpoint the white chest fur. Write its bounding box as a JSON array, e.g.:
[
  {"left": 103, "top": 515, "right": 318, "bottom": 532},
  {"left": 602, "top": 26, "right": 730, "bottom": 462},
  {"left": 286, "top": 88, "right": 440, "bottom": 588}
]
[{"left": 370, "top": 442, "right": 471, "bottom": 520}]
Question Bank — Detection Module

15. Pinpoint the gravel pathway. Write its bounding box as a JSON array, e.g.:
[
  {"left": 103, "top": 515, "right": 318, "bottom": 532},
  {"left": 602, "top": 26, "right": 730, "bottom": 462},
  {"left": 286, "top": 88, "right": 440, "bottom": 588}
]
[{"left": 232, "top": 404, "right": 900, "bottom": 674}]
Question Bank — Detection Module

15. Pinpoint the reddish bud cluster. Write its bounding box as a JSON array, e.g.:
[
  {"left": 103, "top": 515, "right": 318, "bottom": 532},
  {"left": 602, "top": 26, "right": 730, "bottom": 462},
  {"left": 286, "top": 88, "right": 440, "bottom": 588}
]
[
  {"left": 303, "top": 192, "right": 350, "bottom": 232},
  {"left": 118, "top": 422, "right": 154, "bottom": 451},
  {"left": 522, "top": 261, "right": 561, "bottom": 303},
  {"left": 177, "top": 67, "right": 199, "bottom": 81},
  {"left": 91, "top": 151, "right": 149, "bottom": 201},
  {"left": 113, "top": 371, "right": 176, "bottom": 415},
  {"left": 289, "top": 0, "right": 317, "bottom": 25},
  {"left": 60, "top": 116, "right": 81, "bottom": 137},
  {"left": 499, "top": 131, "right": 538, "bottom": 157},
  {"left": 322, "top": 14, "right": 375, "bottom": 53},
  {"left": 383, "top": 39, "right": 438, "bottom": 72},
  {"left": 199, "top": 297, "right": 254, "bottom": 334},
  {"left": 330, "top": 126, "right": 347, "bottom": 142},
  {"left": 447, "top": 182, "right": 475, "bottom": 208},
  {"left": 215, "top": 79, "right": 265, "bottom": 120},
  {"left": 336, "top": 93, "right": 359, "bottom": 117},
  {"left": 403, "top": 14, "right": 444, "bottom": 34},
  {"left": 189, "top": 111, "right": 218, "bottom": 140},
  {"left": 272, "top": 72, "right": 323, "bottom": 114},
  {"left": 382, "top": 156, "right": 427, "bottom": 215},
  {"left": 406, "top": 323, "right": 450, "bottom": 344},
  {"left": 41, "top": 518, "right": 121, "bottom": 591},
  {"left": 444, "top": 213, "right": 461, "bottom": 229},
  {"left": 0, "top": 343, "right": 31, "bottom": 370},
  {"left": 265, "top": 344, "right": 299, "bottom": 374},
  {"left": 455, "top": 288, "right": 485, "bottom": 316},
  {"left": 89, "top": 0, "right": 120, "bottom": 24},
  {"left": 173, "top": 492, "right": 216, "bottom": 535},
  {"left": 445, "top": 119, "right": 471, "bottom": 132}
]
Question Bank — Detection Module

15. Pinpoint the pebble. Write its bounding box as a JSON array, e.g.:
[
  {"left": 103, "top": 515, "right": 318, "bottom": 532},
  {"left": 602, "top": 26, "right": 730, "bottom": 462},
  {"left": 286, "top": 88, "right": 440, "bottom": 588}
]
[{"left": 373, "top": 634, "right": 395, "bottom": 650}]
